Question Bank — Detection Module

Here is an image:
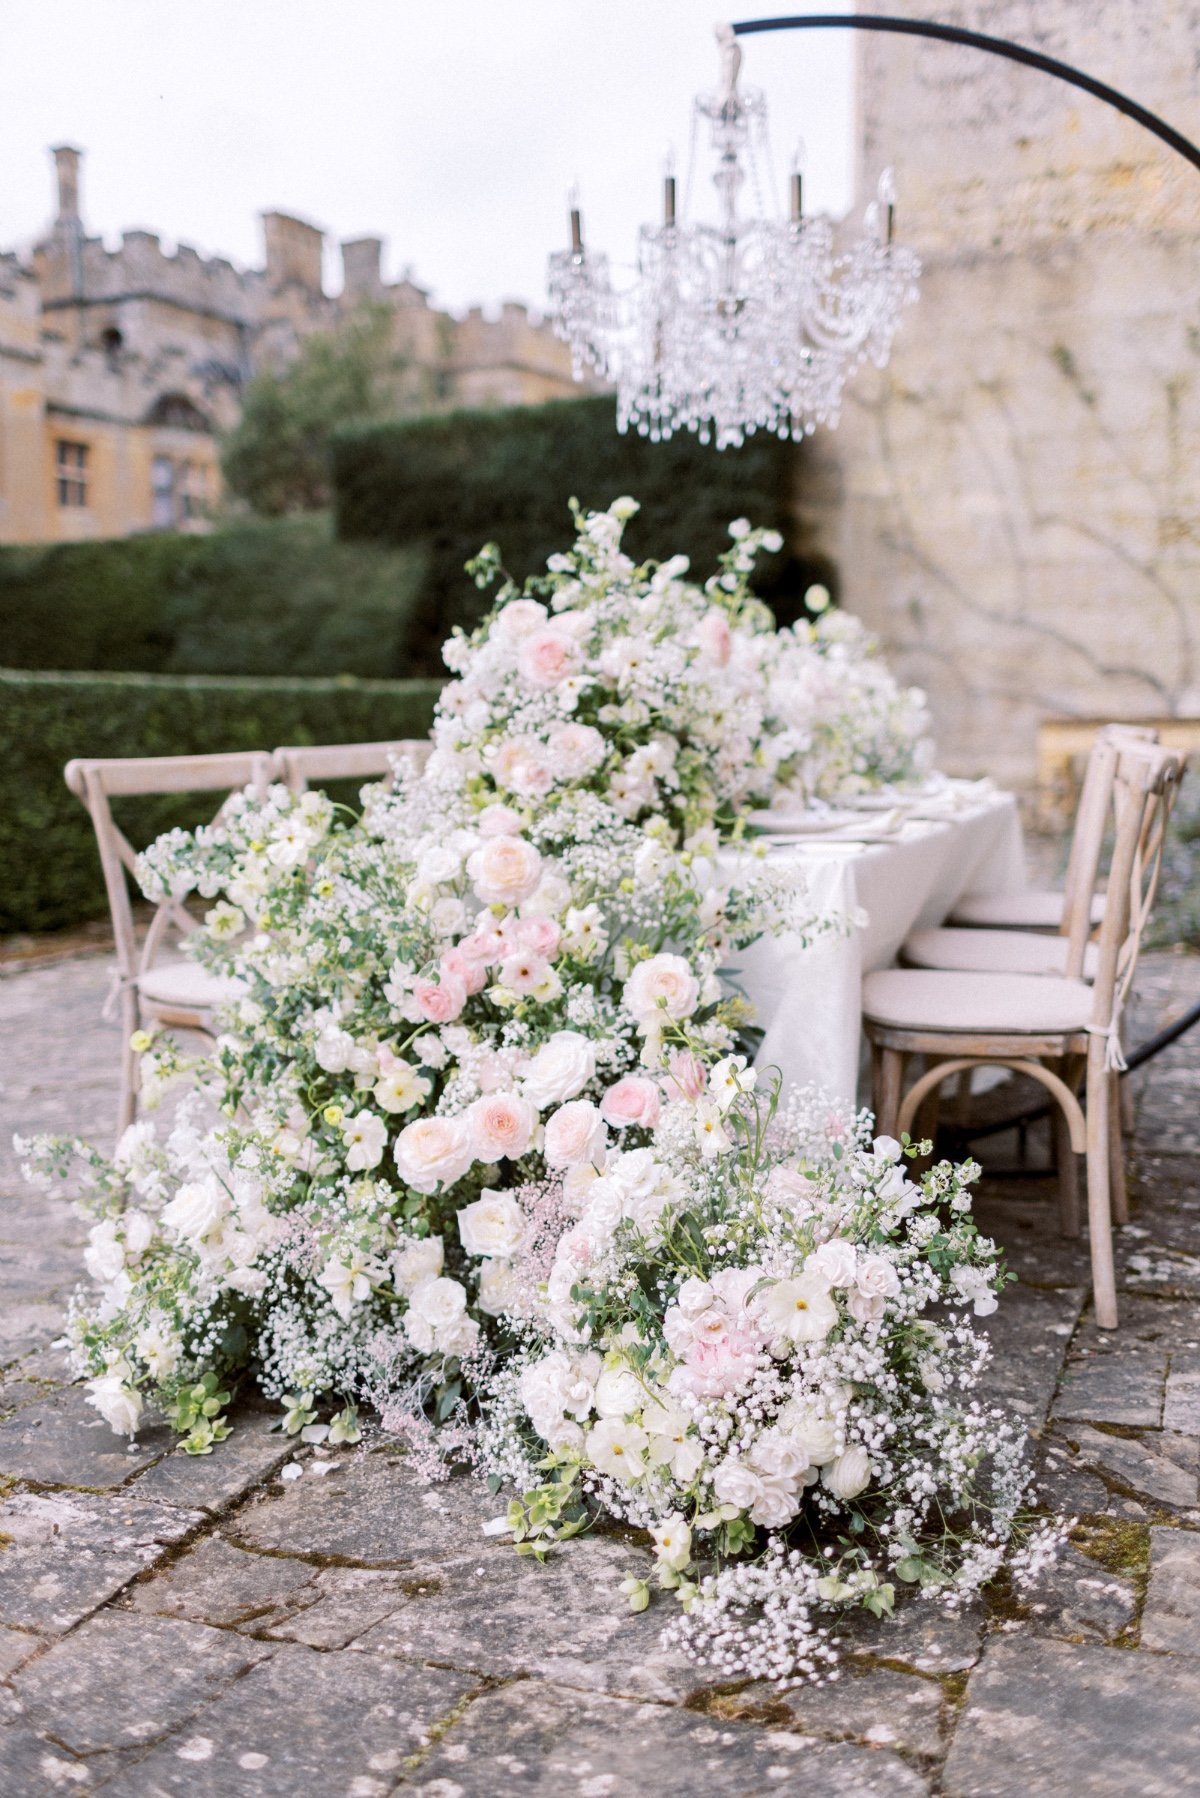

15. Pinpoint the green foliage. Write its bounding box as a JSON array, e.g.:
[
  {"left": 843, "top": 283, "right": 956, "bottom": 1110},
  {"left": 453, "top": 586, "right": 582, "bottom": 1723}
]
[
  {"left": 332, "top": 395, "right": 815, "bottom": 673},
  {"left": 0, "top": 515, "right": 429, "bottom": 680},
  {"left": 0, "top": 668, "right": 441, "bottom": 935},
  {"left": 220, "top": 303, "right": 406, "bottom": 515}
]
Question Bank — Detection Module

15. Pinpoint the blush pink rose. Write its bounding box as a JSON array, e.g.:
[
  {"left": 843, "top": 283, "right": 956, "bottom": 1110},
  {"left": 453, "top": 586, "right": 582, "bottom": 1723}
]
[
  {"left": 477, "top": 802, "right": 526, "bottom": 838},
  {"left": 668, "top": 1325, "right": 762, "bottom": 1399},
  {"left": 412, "top": 970, "right": 468, "bottom": 1025},
  {"left": 665, "top": 1050, "right": 707, "bottom": 1102},
  {"left": 466, "top": 1091, "right": 536, "bottom": 1161},
  {"left": 599, "top": 1075, "right": 662, "bottom": 1130},
  {"left": 439, "top": 947, "right": 486, "bottom": 997},
  {"left": 468, "top": 835, "right": 543, "bottom": 907},
  {"left": 494, "top": 597, "right": 548, "bottom": 642},
  {"left": 514, "top": 915, "right": 561, "bottom": 960},
  {"left": 546, "top": 721, "right": 606, "bottom": 779},
  {"left": 624, "top": 954, "right": 700, "bottom": 1025},
  {"left": 543, "top": 1100, "right": 606, "bottom": 1169},
  {"left": 697, "top": 608, "right": 733, "bottom": 667},
  {"left": 517, "top": 627, "right": 582, "bottom": 690},
  {"left": 393, "top": 1116, "right": 474, "bottom": 1194}
]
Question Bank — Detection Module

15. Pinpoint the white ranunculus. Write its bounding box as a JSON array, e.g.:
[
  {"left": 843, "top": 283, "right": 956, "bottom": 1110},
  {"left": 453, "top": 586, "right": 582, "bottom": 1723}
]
[
  {"left": 822, "top": 1445, "right": 873, "bottom": 1501},
  {"left": 749, "top": 1473, "right": 802, "bottom": 1529},
  {"left": 457, "top": 1190, "right": 525, "bottom": 1259},
  {"left": 520, "top": 1031, "right": 597, "bottom": 1108},
  {"left": 593, "top": 1366, "right": 642, "bottom": 1418},
  {"left": 711, "top": 1458, "right": 765, "bottom": 1513},
  {"left": 87, "top": 1371, "right": 143, "bottom": 1438},
  {"left": 809, "top": 1239, "right": 858, "bottom": 1288},
  {"left": 393, "top": 1116, "right": 474, "bottom": 1194},
  {"left": 391, "top": 1234, "right": 444, "bottom": 1294},
  {"left": 314, "top": 1024, "right": 356, "bottom": 1074},
  {"left": 161, "top": 1177, "right": 230, "bottom": 1244}
]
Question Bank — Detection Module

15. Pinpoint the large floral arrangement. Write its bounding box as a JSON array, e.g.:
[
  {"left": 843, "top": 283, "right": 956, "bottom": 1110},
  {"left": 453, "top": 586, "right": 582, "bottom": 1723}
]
[
  {"left": 20, "top": 501, "right": 832, "bottom": 1450},
  {"left": 463, "top": 1075, "right": 1057, "bottom": 1681}
]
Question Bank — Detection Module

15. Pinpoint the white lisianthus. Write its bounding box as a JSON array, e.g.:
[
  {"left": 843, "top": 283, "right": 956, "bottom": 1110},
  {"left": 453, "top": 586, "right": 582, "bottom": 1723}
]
[
  {"left": 340, "top": 1110, "right": 388, "bottom": 1172},
  {"left": 712, "top": 1458, "right": 765, "bottom": 1512},
  {"left": 161, "top": 1177, "right": 230, "bottom": 1244},
  {"left": 593, "top": 1366, "right": 642, "bottom": 1418},
  {"left": 314, "top": 1024, "right": 356, "bottom": 1074},
  {"left": 457, "top": 1190, "right": 525, "bottom": 1259},
  {"left": 84, "top": 1221, "right": 126, "bottom": 1285},
  {"left": 403, "top": 1275, "right": 479, "bottom": 1357}
]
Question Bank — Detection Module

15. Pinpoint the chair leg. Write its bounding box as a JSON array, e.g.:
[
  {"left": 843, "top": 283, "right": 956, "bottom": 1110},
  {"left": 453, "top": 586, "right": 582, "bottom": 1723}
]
[
  {"left": 954, "top": 1067, "right": 973, "bottom": 1126},
  {"left": 1051, "top": 1104, "right": 1081, "bottom": 1239},
  {"left": 875, "top": 1048, "right": 905, "bottom": 1139},
  {"left": 1085, "top": 1041, "right": 1119, "bottom": 1329},
  {"left": 1108, "top": 1071, "right": 1129, "bottom": 1226},
  {"left": 116, "top": 989, "right": 140, "bottom": 1143},
  {"left": 1119, "top": 1073, "right": 1135, "bottom": 1138}
]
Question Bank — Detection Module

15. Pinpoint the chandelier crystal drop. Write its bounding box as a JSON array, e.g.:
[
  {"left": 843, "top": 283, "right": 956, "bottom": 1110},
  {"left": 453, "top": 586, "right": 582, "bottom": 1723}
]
[{"left": 547, "top": 24, "right": 921, "bottom": 450}]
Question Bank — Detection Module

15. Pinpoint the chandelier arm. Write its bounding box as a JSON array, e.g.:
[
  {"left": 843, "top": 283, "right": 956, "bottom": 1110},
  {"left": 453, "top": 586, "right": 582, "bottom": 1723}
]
[{"left": 730, "top": 14, "right": 1200, "bottom": 177}]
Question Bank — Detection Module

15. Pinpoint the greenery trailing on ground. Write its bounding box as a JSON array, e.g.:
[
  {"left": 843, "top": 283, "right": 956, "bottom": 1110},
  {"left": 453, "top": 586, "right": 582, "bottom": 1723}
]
[{"left": 0, "top": 669, "right": 440, "bottom": 934}]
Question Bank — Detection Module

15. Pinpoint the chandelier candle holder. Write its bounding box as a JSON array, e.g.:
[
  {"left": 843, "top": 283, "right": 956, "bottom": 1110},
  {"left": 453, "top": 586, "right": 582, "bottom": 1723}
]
[{"left": 547, "top": 22, "right": 920, "bottom": 449}]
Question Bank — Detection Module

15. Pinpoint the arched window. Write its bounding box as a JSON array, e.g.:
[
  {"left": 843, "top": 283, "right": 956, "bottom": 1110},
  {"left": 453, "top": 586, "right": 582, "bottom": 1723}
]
[{"left": 143, "top": 392, "right": 212, "bottom": 433}]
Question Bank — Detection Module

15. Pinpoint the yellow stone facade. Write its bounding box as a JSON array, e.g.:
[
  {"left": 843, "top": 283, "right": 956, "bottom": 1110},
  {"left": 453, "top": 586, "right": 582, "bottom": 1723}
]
[{"left": 0, "top": 147, "right": 586, "bottom": 545}]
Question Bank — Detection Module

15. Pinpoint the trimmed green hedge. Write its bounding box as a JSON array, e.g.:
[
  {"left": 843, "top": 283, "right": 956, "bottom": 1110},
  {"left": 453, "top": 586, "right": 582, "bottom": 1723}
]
[
  {"left": 0, "top": 516, "right": 429, "bottom": 679},
  {"left": 332, "top": 395, "right": 811, "bottom": 671},
  {"left": 0, "top": 669, "right": 441, "bottom": 935}
]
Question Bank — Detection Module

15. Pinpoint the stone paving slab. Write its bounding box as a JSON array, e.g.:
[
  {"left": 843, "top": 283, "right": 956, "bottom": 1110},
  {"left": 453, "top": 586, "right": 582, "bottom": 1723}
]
[
  {"left": 0, "top": 947, "right": 1197, "bottom": 1794},
  {"left": 403, "top": 1681, "right": 932, "bottom": 1797},
  {"left": 942, "top": 1637, "right": 1200, "bottom": 1797}
]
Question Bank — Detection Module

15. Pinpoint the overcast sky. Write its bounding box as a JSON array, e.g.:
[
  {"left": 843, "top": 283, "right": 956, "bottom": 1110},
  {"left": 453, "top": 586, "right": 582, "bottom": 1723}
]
[{"left": 0, "top": 1, "right": 855, "bottom": 316}]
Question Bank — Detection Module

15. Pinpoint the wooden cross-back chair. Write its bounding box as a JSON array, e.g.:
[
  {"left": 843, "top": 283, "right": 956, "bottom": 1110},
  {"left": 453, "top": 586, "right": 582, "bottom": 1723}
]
[
  {"left": 949, "top": 722, "right": 1158, "bottom": 934},
  {"left": 864, "top": 743, "right": 1186, "bottom": 1330},
  {"left": 64, "top": 751, "right": 274, "bottom": 1140},
  {"left": 274, "top": 738, "right": 432, "bottom": 794}
]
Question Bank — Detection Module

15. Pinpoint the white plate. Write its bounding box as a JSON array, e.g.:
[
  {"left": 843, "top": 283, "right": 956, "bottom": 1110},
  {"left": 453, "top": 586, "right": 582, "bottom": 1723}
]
[{"left": 751, "top": 809, "right": 866, "bottom": 835}]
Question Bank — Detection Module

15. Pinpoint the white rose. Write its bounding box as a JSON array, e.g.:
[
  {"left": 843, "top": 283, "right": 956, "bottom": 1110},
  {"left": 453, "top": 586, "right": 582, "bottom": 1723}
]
[
  {"left": 161, "top": 1177, "right": 230, "bottom": 1244},
  {"left": 391, "top": 1234, "right": 444, "bottom": 1294},
  {"left": 393, "top": 1116, "right": 474, "bottom": 1194},
  {"left": 467, "top": 835, "right": 542, "bottom": 906},
  {"left": 749, "top": 1473, "right": 802, "bottom": 1529},
  {"left": 477, "top": 1257, "right": 520, "bottom": 1318},
  {"left": 404, "top": 1275, "right": 473, "bottom": 1354},
  {"left": 712, "top": 1458, "right": 765, "bottom": 1513},
  {"left": 822, "top": 1445, "right": 873, "bottom": 1501},
  {"left": 855, "top": 1253, "right": 900, "bottom": 1300},
  {"left": 623, "top": 954, "right": 700, "bottom": 1025},
  {"left": 543, "top": 1100, "right": 606, "bottom": 1169},
  {"left": 521, "top": 1031, "right": 597, "bottom": 1107},
  {"left": 457, "top": 1190, "right": 525, "bottom": 1258},
  {"left": 809, "top": 1239, "right": 858, "bottom": 1288},
  {"left": 84, "top": 1221, "right": 126, "bottom": 1285},
  {"left": 87, "top": 1372, "right": 143, "bottom": 1438},
  {"left": 314, "top": 1024, "right": 356, "bottom": 1074},
  {"left": 122, "top": 1211, "right": 155, "bottom": 1258}
]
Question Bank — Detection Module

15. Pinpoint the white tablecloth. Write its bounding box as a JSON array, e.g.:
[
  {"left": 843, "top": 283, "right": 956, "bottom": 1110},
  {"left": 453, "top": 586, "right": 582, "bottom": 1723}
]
[{"left": 721, "top": 792, "right": 1027, "bottom": 1106}]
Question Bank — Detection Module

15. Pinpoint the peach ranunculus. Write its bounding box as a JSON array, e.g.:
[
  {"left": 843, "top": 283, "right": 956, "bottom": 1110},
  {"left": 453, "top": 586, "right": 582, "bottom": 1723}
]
[
  {"left": 468, "top": 835, "right": 543, "bottom": 907},
  {"left": 393, "top": 1115, "right": 474, "bottom": 1194},
  {"left": 599, "top": 1075, "right": 663, "bottom": 1130},
  {"left": 412, "top": 969, "right": 468, "bottom": 1025},
  {"left": 543, "top": 1099, "right": 607, "bottom": 1169},
  {"left": 623, "top": 953, "right": 700, "bottom": 1025},
  {"left": 518, "top": 626, "right": 582, "bottom": 690},
  {"left": 466, "top": 1091, "right": 536, "bottom": 1161}
]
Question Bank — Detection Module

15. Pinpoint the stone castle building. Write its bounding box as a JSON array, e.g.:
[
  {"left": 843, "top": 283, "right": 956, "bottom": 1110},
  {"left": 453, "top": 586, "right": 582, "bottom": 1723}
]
[
  {"left": 0, "top": 146, "right": 583, "bottom": 545},
  {"left": 801, "top": 0, "right": 1200, "bottom": 784}
]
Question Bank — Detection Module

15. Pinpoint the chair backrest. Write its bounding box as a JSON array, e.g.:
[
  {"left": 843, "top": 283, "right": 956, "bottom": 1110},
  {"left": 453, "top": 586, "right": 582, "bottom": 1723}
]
[
  {"left": 1060, "top": 723, "right": 1158, "bottom": 967},
  {"left": 64, "top": 751, "right": 274, "bottom": 983},
  {"left": 1088, "top": 743, "right": 1186, "bottom": 1050},
  {"left": 274, "top": 738, "right": 432, "bottom": 794}
]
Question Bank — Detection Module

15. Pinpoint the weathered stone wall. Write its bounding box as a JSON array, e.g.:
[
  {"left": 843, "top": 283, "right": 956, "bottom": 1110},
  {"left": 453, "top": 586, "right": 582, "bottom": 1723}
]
[{"left": 801, "top": 0, "right": 1200, "bottom": 785}]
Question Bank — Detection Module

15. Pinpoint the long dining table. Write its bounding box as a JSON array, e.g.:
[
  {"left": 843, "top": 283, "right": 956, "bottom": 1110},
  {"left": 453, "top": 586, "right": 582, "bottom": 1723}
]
[{"left": 720, "top": 785, "right": 1028, "bottom": 1108}]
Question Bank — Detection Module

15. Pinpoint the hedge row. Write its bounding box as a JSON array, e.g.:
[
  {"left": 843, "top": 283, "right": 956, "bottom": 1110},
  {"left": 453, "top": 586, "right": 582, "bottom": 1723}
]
[
  {"left": 332, "top": 395, "right": 812, "bottom": 671},
  {"left": 0, "top": 669, "right": 441, "bottom": 934},
  {"left": 0, "top": 516, "right": 429, "bottom": 679}
]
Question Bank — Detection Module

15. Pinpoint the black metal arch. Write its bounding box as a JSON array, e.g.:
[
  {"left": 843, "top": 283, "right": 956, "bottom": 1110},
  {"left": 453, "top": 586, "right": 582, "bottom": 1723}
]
[{"left": 731, "top": 15, "right": 1200, "bottom": 175}]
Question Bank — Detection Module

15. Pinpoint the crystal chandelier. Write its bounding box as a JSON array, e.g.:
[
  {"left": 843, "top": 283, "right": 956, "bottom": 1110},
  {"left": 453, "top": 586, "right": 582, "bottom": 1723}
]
[{"left": 547, "top": 23, "right": 921, "bottom": 450}]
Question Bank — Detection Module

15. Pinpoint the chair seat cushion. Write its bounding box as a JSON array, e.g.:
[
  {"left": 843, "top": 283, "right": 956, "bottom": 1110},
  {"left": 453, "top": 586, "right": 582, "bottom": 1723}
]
[
  {"left": 903, "top": 927, "right": 1099, "bottom": 981},
  {"left": 137, "top": 961, "right": 244, "bottom": 1013},
  {"left": 863, "top": 968, "right": 1094, "bottom": 1034},
  {"left": 948, "top": 887, "right": 1105, "bottom": 930}
]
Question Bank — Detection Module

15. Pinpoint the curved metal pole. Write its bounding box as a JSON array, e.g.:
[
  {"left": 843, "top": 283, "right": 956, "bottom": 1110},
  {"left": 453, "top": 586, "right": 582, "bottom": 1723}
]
[{"left": 731, "top": 15, "right": 1200, "bottom": 175}]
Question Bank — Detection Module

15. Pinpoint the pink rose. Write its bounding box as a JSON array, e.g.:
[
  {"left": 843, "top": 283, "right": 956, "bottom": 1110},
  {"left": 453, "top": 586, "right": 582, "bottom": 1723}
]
[
  {"left": 697, "top": 608, "right": 733, "bottom": 667},
  {"left": 544, "top": 1100, "right": 607, "bottom": 1169},
  {"left": 393, "top": 1115, "right": 474, "bottom": 1194},
  {"left": 518, "top": 627, "right": 582, "bottom": 690},
  {"left": 468, "top": 835, "right": 543, "bottom": 907},
  {"left": 413, "top": 970, "right": 468, "bottom": 1024},
  {"left": 665, "top": 1050, "right": 707, "bottom": 1102},
  {"left": 457, "top": 917, "right": 514, "bottom": 965},
  {"left": 488, "top": 737, "right": 554, "bottom": 799},
  {"left": 514, "top": 915, "right": 561, "bottom": 960},
  {"left": 439, "top": 947, "right": 486, "bottom": 997},
  {"left": 599, "top": 1075, "right": 662, "bottom": 1130},
  {"left": 466, "top": 1091, "right": 536, "bottom": 1161},
  {"left": 546, "top": 722, "right": 606, "bottom": 779},
  {"left": 478, "top": 802, "right": 526, "bottom": 838},
  {"left": 494, "top": 597, "right": 548, "bottom": 642},
  {"left": 668, "top": 1326, "right": 762, "bottom": 1399}
]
